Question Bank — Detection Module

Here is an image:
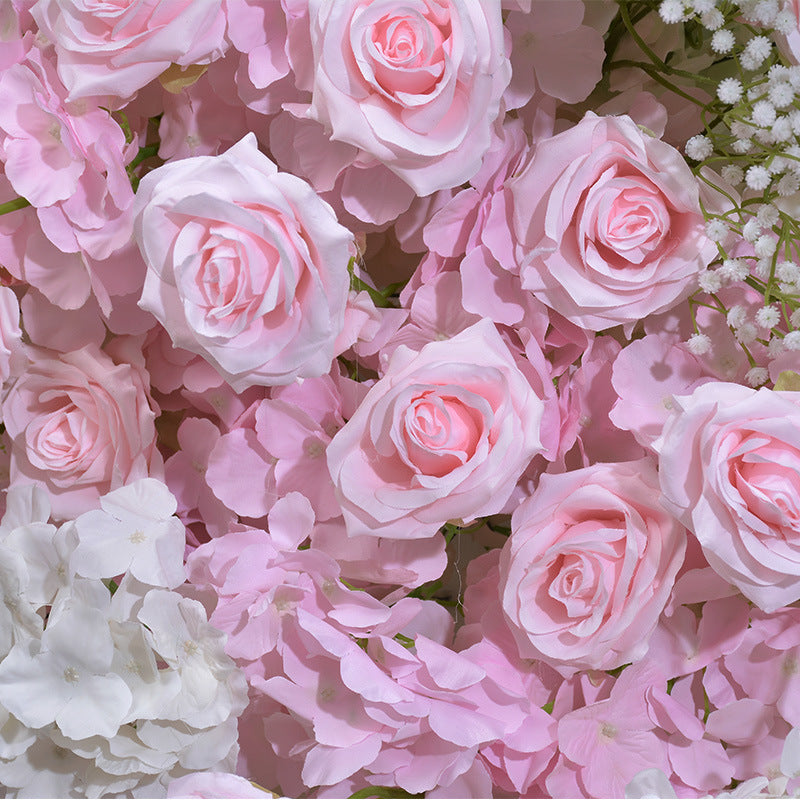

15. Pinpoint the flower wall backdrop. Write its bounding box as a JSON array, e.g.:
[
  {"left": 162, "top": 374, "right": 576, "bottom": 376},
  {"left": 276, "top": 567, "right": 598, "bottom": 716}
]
[{"left": 0, "top": 0, "right": 799, "bottom": 798}]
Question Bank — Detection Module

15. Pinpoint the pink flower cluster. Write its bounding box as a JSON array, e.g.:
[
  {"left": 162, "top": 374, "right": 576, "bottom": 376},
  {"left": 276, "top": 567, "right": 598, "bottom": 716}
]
[{"left": 0, "top": 0, "right": 799, "bottom": 798}]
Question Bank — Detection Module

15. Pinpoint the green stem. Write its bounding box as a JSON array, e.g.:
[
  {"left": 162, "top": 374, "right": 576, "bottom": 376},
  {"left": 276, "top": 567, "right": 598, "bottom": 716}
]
[{"left": 0, "top": 197, "right": 30, "bottom": 215}]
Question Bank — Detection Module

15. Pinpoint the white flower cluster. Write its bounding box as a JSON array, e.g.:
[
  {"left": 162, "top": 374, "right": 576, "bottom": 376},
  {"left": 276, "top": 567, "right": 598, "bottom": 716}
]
[{"left": 0, "top": 480, "right": 248, "bottom": 798}]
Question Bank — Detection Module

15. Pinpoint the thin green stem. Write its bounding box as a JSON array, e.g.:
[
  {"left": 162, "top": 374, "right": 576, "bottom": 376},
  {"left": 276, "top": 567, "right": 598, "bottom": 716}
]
[{"left": 0, "top": 197, "right": 30, "bottom": 215}]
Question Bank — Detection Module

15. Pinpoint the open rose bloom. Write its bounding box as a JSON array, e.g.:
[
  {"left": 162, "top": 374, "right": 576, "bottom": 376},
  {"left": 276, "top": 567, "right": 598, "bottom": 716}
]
[{"left": 2, "top": 1, "right": 800, "bottom": 798}]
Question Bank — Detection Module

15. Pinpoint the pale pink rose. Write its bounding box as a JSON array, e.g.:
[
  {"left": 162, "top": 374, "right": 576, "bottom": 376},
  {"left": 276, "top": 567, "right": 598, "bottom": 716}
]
[
  {"left": 1, "top": 342, "right": 161, "bottom": 519},
  {"left": 303, "top": 0, "right": 511, "bottom": 196},
  {"left": 658, "top": 382, "right": 800, "bottom": 612},
  {"left": 509, "top": 112, "right": 716, "bottom": 332},
  {"left": 31, "top": 0, "right": 228, "bottom": 105},
  {"left": 499, "top": 459, "right": 686, "bottom": 672},
  {"left": 326, "top": 319, "right": 544, "bottom": 540},
  {"left": 134, "top": 134, "right": 354, "bottom": 390}
]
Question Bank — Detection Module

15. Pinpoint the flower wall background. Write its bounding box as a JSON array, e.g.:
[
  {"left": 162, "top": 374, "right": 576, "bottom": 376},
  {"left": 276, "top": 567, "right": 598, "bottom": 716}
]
[{"left": 0, "top": 0, "right": 799, "bottom": 797}]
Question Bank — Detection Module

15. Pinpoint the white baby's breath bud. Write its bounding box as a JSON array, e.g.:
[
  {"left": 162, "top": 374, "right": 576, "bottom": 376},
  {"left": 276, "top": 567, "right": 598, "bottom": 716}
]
[
  {"left": 705, "top": 218, "right": 728, "bottom": 241},
  {"left": 756, "top": 205, "right": 780, "bottom": 227},
  {"left": 751, "top": 100, "right": 777, "bottom": 127},
  {"left": 730, "top": 120, "right": 755, "bottom": 139},
  {"left": 727, "top": 304, "right": 749, "bottom": 328},
  {"left": 754, "top": 258, "right": 773, "bottom": 279},
  {"left": 755, "top": 234, "right": 778, "bottom": 258},
  {"left": 775, "top": 8, "right": 797, "bottom": 32},
  {"left": 721, "top": 258, "right": 751, "bottom": 281},
  {"left": 699, "top": 269, "right": 724, "bottom": 292},
  {"left": 771, "top": 116, "right": 794, "bottom": 142},
  {"left": 659, "top": 0, "right": 686, "bottom": 22},
  {"left": 752, "top": 0, "right": 779, "bottom": 25},
  {"left": 721, "top": 164, "right": 744, "bottom": 185},
  {"left": 741, "top": 35, "right": 772, "bottom": 70},
  {"left": 784, "top": 330, "right": 800, "bottom": 349},
  {"left": 769, "top": 82, "right": 795, "bottom": 108},
  {"left": 735, "top": 322, "right": 758, "bottom": 344},
  {"left": 701, "top": 8, "right": 725, "bottom": 27},
  {"left": 686, "top": 333, "right": 712, "bottom": 354},
  {"left": 746, "top": 366, "right": 770, "bottom": 386},
  {"left": 732, "top": 138, "right": 753, "bottom": 154},
  {"left": 769, "top": 336, "right": 785, "bottom": 356},
  {"left": 778, "top": 174, "right": 800, "bottom": 196},
  {"left": 755, "top": 305, "right": 780, "bottom": 328},
  {"left": 711, "top": 29, "right": 736, "bottom": 53},
  {"left": 746, "top": 86, "right": 762, "bottom": 103},
  {"left": 686, "top": 135, "right": 714, "bottom": 160},
  {"left": 754, "top": 128, "right": 775, "bottom": 145},
  {"left": 718, "top": 77, "right": 744, "bottom": 103},
  {"left": 692, "top": 0, "right": 716, "bottom": 12},
  {"left": 746, "top": 165, "right": 771, "bottom": 190},
  {"left": 742, "top": 218, "right": 762, "bottom": 242},
  {"left": 777, "top": 260, "right": 800, "bottom": 283},
  {"left": 791, "top": 308, "right": 800, "bottom": 327},
  {"left": 769, "top": 64, "right": 791, "bottom": 82}
]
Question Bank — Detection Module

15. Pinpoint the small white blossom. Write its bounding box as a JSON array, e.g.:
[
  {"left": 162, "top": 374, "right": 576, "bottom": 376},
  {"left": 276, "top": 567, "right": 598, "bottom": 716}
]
[
  {"left": 735, "top": 322, "right": 758, "bottom": 344},
  {"left": 659, "top": 0, "right": 686, "bottom": 22},
  {"left": 769, "top": 82, "right": 795, "bottom": 108},
  {"left": 742, "top": 219, "right": 762, "bottom": 242},
  {"left": 777, "top": 173, "right": 800, "bottom": 196},
  {"left": 745, "top": 366, "right": 770, "bottom": 386},
  {"left": 755, "top": 305, "right": 780, "bottom": 328},
  {"left": 785, "top": 331, "right": 800, "bottom": 349},
  {"left": 751, "top": 100, "right": 777, "bottom": 127},
  {"left": 705, "top": 219, "right": 728, "bottom": 242},
  {"left": 754, "top": 234, "right": 778, "bottom": 258},
  {"left": 699, "top": 269, "right": 724, "bottom": 292},
  {"left": 746, "top": 165, "right": 771, "bottom": 191},
  {"left": 771, "top": 116, "right": 794, "bottom": 142},
  {"left": 769, "top": 336, "right": 785, "bottom": 356},
  {"left": 692, "top": 0, "right": 716, "bottom": 12},
  {"left": 756, "top": 205, "right": 780, "bottom": 227},
  {"left": 727, "top": 304, "right": 749, "bottom": 328},
  {"left": 751, "top": 0, "right": 779, "bottom": 25},
  {"left": 686, "top": 134, "right": 713, "bottom": 160},
  {"left": 754, "top": 128, "right": 774, "bottom": 145},
  {"left": 686, "top": 333, "right": 712, "bottom": 355},
  {"left": 730, "top": 120, "right": 755, "bottom": 139},
  {"left": 711, "top": 29, "right": 736, "bottom": 53},
  {"left": 754, "top": 258, "right": 773, "bottom": 279},
  {"left": 732, "top": 138, "right": 753, "bottom": 154},
  {"left": 741, "top": 35, "right": 772, "bottom": 70},
  {"left": 775, "top": 8, "right": 797, "bottom": 32},
  {"left": 720, "top": 258, "right": 750, "bottom": 281},
  {"left": 777, "top": 260, "right": 800, "bottom": 284},
  {"left": 717, "top": 77, "right": 744, "bottom": 103},
  {"left": 791, "top": 308, "right": 800, "bottom": 327},
  {"left": 721, "top": 164, "right": 744, "bottom": 184},
  {"left": 701, "top": 8, "right": 725, "bottom": 28}
]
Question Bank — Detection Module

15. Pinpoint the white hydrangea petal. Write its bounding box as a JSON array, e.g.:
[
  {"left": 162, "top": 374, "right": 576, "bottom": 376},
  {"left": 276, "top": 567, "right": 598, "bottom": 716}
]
[
  {"left": 73, "top": 510, "right": 135, "bottom": 580},
  {"left": 99, "top": 478, "right": 178, "bottom": 527},
  {"left": 625, "top": 768, "right": 677, "bottom": 798},
  {"left": 127, "top": 517, "right": 186, "bottom": 589},
  {"left": 56, "top": 673, "right": 132, "bottom": 741},
  {"left": 0, "top": 484, "right": 51, "bottom": 536},
  {"left": 0, "top": 641, "right": 67, "bottom": 730},
  {"left": 0, "top": 704, "right": 36, "bottom": 760},
  {"left": 780, "top": 726, "right": 800, "bottom": 778},
  {"left": 43, "top": 602, "right": 114, "bottom": 674},
  {"left": 4, "top": 522, "right": 64, "bottom": 607}
]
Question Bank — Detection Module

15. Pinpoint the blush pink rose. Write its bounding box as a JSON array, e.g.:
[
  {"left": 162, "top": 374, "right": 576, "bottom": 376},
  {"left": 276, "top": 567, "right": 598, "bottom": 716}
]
[
  {"left": 1, "top": 342, "right": 161, "bottom": 519},
  {"left": 509, "top": 112, "right": 716, "bottom": 332},
  {"left": 303, "top": 0, "right": 511, "bottom": 196},
  {"left": 134, "top": 133, "right": 354, "bottom": 391},
  {"left": 326, "top": 319, "right": 544, "bottom": 540},
  {"left": 31, "top": 0, "right": 228, "bottom": 104},
  {"left": 658, "top": 382, "right": 800, "bottom": 612},
  {"left": 499, "top": 458, "right": 686, "bottom": 672}
]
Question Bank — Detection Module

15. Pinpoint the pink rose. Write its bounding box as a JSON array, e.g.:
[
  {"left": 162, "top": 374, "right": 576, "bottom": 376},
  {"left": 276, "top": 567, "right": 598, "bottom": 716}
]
[
  {"left": 658, "top": 382, "right": 800, "bottom": 612},
  {"left": 499, "top": 459, "right": 686, "bottom": 672},
  {"left": 509, "top": 112, "right": 716, "bottom": 332},
  {"left": 134, "top": 134, "right": 354, "bottom": 390},
  {"left": 326, "top": 319, "right": 544, "bottom": 540},
  {"left": 1, "top": 342, "right": 161, "bottom": 519},
  {"left": 31, "top": 0, "right": 228, "bottom": 104},
  {"left": 303, "top": 0, "right": 511, "bottom": 195}
]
